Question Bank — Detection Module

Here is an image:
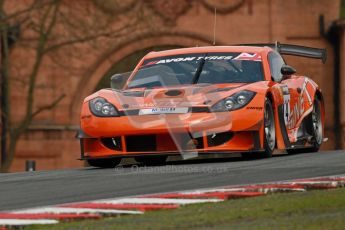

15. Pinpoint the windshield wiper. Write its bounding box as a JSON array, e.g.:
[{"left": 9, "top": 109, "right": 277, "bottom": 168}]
[{"left": 191, "top": 54, "right": 207, "bottom": 84}]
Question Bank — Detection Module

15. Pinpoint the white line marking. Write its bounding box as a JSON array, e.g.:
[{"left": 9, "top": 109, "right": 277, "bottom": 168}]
[
  {"left": 12, "top": 207, "right": 143, "bottom": 215},
  {"left": 0, "top": 219, "right": 58, "bottom": 225},
  {"left": 178, "top": 188, "right": 250, "bottom": 194},
  {"left": 176, "top": 187, "right": 305, "bottom": 194},
  {"left": 282, "top": 181, "right": 338, "bottom": 185},
  {"left": 94, "top": 198, "right": 222, "bottom": 205},
  {"left": 187, "top": 174, "right": 345, "bottom": 195}
]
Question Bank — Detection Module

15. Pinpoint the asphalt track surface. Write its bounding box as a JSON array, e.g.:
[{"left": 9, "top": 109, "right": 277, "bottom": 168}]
[{"left": 0, "top": 150, "right": 344, "bottom": 211}]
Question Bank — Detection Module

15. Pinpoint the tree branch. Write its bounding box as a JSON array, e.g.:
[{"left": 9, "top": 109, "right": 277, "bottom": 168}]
[
  {"left": 32, "top": 94, "right": 65, "bottom": 118},
  {"left": 25, "top": 1, "right": 60, "bottom": 115},
  {"left": 43, "top": 22, "right": 139, "bottom": 54},
  {"left": 0, "top": 0, "right": 56, "bottom": 24}
]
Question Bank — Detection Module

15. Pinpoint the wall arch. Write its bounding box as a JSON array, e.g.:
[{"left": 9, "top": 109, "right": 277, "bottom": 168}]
[{"left": 70, "top": 32, "right": 225, "bottom": 122}]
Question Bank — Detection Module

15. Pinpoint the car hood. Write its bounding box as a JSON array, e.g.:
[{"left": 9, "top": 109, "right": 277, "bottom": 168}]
[{"left": 94, "top": 83, "right": 253, "bottom": 110}]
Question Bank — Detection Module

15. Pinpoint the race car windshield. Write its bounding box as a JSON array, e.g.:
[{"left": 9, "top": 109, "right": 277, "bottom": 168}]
[{"left": 127, "top": 52, "right": 264, "bottom": 89}]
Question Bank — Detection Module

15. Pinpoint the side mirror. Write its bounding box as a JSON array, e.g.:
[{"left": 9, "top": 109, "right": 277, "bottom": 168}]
[
  {"left": 110, "top": 74, "right": 124, "bottom": 88},
  {"left": 281, "top": 64, "right": 296, "bottom": 77}
]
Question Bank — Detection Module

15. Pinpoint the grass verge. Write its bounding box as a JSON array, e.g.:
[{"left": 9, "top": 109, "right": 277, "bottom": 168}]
[{"left": 27, "top": 188, "right": 345, "bottom": 230}]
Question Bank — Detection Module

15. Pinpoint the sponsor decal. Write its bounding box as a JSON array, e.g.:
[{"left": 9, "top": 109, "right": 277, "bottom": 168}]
[
  {"left": 246, "top": 106, "right": 263, "bottom": 110},
  {"left": 138, "top": 103, "right": 155, "bottom": 107},
  {"left": 287, "top": 96, "right": 305, "bottom": 130},
  {"left": 139, "top": 107, "right": 189, "bottom": 115},
  {"left": 233, "top": 53, "right": 262, "bottom": 61},
  {"left": 143, "top": 53, "right": 262, "bottom": 66}
]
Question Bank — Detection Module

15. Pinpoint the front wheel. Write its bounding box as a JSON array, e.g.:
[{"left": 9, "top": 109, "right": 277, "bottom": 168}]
[
  {"left": 87, "top": 158, "right": 121, "bottom": 168},
  {"left": 262, "top": 98, "right": 276, "bottom": 157},
  {"left": 242, "top": 98, "right": 275, "bottom": 159}
]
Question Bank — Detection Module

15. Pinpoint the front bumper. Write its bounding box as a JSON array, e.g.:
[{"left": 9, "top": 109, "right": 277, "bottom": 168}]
[
  {"left": 78, "top": 130, "right": 262, "bottom": 159},
  {"left": 79, "top": 109, "right": 264, "bottom": 159}
]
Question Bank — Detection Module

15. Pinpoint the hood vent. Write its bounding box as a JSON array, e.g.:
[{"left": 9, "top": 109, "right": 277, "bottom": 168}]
[
  {"left": 165, "top": 90, "right": 182, "bottom": 96},
  {"left": 207, "top": 87, "right": 235, "bottom": 94},
  {"left": 122, "top": 91, "right": 144, "bottom": 97}
]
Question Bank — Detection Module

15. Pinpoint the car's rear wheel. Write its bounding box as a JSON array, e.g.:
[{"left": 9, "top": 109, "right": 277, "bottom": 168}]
[
  {"left": 287, "top": 97, "right": 323, "bottom": 154},
  {"left": 135, "top": 156, "right": 168, "bottom": 166},
  {"left": 87, "top": 158, "right": 121, "bottom": 168},
  {"left": 309, "top": 97, "right": 323, "bottom": 151},
  {"left": 242, "top": 98, "right": 275, "bottom": 159}
]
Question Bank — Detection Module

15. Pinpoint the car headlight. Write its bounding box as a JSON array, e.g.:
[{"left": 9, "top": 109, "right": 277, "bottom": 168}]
[
  {"left": 89, "top": 97, "right": 119, "bottom": 117},
  {"left": 211, "top": 90, "right": 256, "bottom": 112}
]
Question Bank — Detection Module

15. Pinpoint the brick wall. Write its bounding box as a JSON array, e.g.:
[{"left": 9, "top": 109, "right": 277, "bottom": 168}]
[
  {"left": 3, "top": 0, "right": 341, "bottom": 171},
  {"left": 339, "top": 20, "right": 345, "bottom": 148}
]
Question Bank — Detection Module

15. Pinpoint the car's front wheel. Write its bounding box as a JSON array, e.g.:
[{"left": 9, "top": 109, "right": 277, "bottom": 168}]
[
  {"left": 87, "top": 158, "right": 121, "bottom": 168},
  {"left": 262, "top": 98, "right": 276, "bottom": 157},
  {"left": 242, "top": 98, "right": 275, "bottom": 159}
]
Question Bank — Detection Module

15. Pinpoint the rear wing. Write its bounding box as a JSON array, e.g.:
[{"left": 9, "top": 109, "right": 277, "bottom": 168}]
[{"left": 239, "top": 42, "right": 327, "bottom": 63}]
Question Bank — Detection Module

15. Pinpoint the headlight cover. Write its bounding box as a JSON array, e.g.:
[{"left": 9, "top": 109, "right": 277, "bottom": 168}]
[
  {"left": 211, "top": 90, "right": 256, "bottom": 112},
  {"left": 89, "top": 97, "right": 119, "bottom": 117}
]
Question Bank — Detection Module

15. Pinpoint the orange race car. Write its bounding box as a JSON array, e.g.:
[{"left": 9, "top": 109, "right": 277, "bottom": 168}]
[{"left": 78, "top": 43, "right": 327, "bottom": 168}]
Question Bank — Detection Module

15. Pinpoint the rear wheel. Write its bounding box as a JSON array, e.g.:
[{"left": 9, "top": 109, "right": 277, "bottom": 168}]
[
  {"left": 87, "top": 158, "right": 121, "bottom": 168},
  {"left": 288, "top": 97, "right": 323, "bottom": 154},
  {"left": 310, "top": 97, "right": 323, "bottom": 151},
  {"left": 135, "top": 156, "right": 167, "bottom": 166}
]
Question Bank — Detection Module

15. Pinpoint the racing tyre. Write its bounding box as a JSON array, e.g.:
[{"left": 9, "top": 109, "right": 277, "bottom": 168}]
[
  {"left": 309, "top": 97, "right": 323, "bottom": 151},
  {"left": 261, "top": 98, "right": 276, "bottom": 157},
  {"left": 287, "top": 97, "right": 323, "bottom": 154},
  {"left": 87, "top": 158, "right": 121, "bottom": 168},
  {"left": 135, "top": 156, "right": 168, "bottom": 166},
  {"left": 242, "top": 98, "right": 275, "bottom": 159}
]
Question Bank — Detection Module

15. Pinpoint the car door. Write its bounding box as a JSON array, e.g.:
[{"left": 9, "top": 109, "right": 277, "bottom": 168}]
[{"left": 268, "top": 51, "right": 299, "bottom": 134}]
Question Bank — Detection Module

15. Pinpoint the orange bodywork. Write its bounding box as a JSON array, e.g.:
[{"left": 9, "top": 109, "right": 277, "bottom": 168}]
[{"left": 79, "top": 46, "right": 325, "bottom": 159}]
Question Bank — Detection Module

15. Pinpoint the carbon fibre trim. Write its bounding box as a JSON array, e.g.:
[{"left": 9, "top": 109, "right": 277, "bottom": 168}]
[
  {"left": 253, "top": 131, "right": 261, "bottom": 150},
  {"left": 277, "top": 105, "right": 291, "bottom": 148},
  {"left": 76, "top": 129, "right": 93, "bottom": 138},
  {"left": 190, "top": 107, "right": 210, "bottom": 113},
  {"left": 77, "top": 130, "right": 96, "bottom": 159},
  {"left": 79, "top": 150, "right": 265, "bottom": 160},
  {"left": 80, "top": 139, "right": 85, "bottom": 159}
]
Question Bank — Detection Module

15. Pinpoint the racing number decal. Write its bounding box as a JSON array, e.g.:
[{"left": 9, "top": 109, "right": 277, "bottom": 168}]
[
  {"left": 282, "top": 79, "right": 315, "bottom": 130},
  {"left": 281, "top": 85, "right": 290, "bottom": 125}
]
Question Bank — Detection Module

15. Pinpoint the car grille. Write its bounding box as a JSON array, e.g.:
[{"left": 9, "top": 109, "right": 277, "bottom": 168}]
[
  {"left": 126, "top": 135, "right": 156, "bottom": 152},
  {"left": 100, "top": 132, "right": 233, "bottom": 152},
  {"left": 100, "top": 137, "right": 122, "bottom": 150},
  {"left": 207, "top": 131, "right": 233, "bottom": 147}
]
